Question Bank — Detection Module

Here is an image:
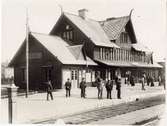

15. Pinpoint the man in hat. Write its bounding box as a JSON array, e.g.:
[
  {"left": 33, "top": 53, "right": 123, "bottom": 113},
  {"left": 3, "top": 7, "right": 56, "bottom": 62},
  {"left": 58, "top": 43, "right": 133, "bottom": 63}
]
[
  {"left": 105, "top": 80, "right": 113, "bottom": 99},
  {"left": 115, "top": 74, "right": 122, "bottom": 99},
  {"left": 46, "top": 80, "right": 53, "bottom": 100},
  {"left": 65, "top": 78, "right": 71, "bottom": 97},
  {"left": 80, "top": 78, "right": 87, "bottom": 98}
]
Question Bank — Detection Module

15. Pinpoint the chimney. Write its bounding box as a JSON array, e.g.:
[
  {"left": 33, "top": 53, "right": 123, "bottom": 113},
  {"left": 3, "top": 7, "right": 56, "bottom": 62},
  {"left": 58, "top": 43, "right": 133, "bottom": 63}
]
[{"left": 78, "top": 9, "right": 88, "bottom": 19}]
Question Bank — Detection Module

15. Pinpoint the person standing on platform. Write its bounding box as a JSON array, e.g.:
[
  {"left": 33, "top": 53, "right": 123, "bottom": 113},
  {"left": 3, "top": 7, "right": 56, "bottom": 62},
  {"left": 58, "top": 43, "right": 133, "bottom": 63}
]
[
  {"left": 65, "top": 78, "right": 71, "bottom": 97},
  {"left": 150, "top": 76, "right": 154, "bottom": 87},
  {"left": 158, "top": 75, "right": 161, "bottom": 86},
  {"left": 146, "top": 75, "right": 150, "bottom": 86},
  {"left": 80, "top": 78, "right": 87, "bottom": 98},
  {"left": 105, "top": 80, "right": 113, "bottom": 99},
  {"left": 46, "top": 80, "right": 53, "bottom": 101},
  {"left": 98, "top": 79, "right": 104, "bottom": 99},
  {"left": 96, "top": 77, "right": 103, "bottom": 99},
  {"left": 141, "top": 73, "right": 146, "bottom": 90},
  {"left": 115, "top": 74, "right": 122, "bottom": 99},
  {"left": 130, "top": 75, "right": 135, "bottom": 86}
]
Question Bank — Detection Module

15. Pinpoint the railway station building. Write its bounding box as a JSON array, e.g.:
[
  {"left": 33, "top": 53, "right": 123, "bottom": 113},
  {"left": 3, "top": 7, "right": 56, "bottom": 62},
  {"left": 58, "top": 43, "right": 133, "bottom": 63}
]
[{"left": 9, "top": 9, "right": 162, "bottom": 90}]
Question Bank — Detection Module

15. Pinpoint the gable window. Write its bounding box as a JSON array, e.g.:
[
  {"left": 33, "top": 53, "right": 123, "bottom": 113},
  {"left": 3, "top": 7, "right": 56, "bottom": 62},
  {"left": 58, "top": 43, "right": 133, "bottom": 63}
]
[
  {"left": 62, "top": 25, "right": 74, "bottom": 41},
  {"left": 29, "top": 52, "right": 42, "bottom": 59},
  {"left": 100, "top": 48, "right": 103, "bottom": 60},
  {"left": 120, "top": 32, "right": 128, "bottom": 43}
]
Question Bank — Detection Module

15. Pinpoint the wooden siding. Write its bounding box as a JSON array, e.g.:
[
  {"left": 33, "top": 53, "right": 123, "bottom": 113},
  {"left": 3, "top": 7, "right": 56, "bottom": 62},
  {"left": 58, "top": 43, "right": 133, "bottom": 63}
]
[{"left": 13, "top": 35, "right": 62, "bottom": 90}]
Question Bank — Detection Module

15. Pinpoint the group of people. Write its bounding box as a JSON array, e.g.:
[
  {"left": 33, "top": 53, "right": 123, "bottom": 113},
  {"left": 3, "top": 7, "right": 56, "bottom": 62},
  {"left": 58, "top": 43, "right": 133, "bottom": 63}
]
[
  {"left": 64, "top": 78, "right": 87, "bottom": 98},
  {"left": 46, "top": 75, "right": 122, "bottom": 100},
  {"left": 46, "top": 73, "right": 163, "bottom": 100},
  {"left": 125, "top": 72, "right": 162, "bottom": 91}
]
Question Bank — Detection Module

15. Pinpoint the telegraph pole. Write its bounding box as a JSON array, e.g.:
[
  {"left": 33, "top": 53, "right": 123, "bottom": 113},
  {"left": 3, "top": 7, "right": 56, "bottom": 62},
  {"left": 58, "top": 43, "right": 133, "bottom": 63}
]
[{"left": 26, "top": 7, "right": 29, "bottom": 98}]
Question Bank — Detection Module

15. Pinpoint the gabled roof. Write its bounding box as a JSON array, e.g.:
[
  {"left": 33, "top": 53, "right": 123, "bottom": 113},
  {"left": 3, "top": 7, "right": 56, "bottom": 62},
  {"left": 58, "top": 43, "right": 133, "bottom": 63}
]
[
  {"left": 99, "top": 16, "right": 130, "bottom": 40},
  {"left": 63, "top": 12, "right": 119, "bottom": 48},
  {"left": 31, "top": 33, "right": 97, "bottom": 65},
  {"left": 9, "top": 32, "right": 97, "bottom": 66}
]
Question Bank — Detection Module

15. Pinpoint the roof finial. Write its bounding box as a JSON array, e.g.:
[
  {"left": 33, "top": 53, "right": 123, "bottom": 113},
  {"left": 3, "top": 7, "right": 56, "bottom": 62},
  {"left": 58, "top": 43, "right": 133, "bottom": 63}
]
[
  {"left": 56, "top": 2, "right": 63, "bottom": 14},
  {"left": 129, "top": 9, "right": 134, "bottom": 18}
]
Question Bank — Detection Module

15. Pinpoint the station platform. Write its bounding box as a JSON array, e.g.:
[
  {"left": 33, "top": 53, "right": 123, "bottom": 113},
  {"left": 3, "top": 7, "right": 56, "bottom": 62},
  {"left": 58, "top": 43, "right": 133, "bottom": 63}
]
[{"left": 0, "top": 83, "right": 165, "bottom": 124}]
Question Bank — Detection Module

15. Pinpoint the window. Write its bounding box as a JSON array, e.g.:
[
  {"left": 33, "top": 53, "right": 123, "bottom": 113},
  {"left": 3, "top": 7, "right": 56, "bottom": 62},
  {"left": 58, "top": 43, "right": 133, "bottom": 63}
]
[
  {"left": 111, "top": 48, "right": 113, "bottom": 60},
  {"left": 103, "top": 48, "right": 105, "bottom": 60},
  {"left": 62, "top": 25, "right": 73, "bottom": 41},
  {"left": 98, "top": 48, "right": 100, "bottom": 59},
  {"left": 120, "top": 32, "right": 128, "bottom": 43},
  {"left": 62, "top": 31, "right": 73, "bottom": 40},
  {"left": 118, "top": 49, "right": 120, "bottom": 61},
  {"left": 66, "top": 25, "right": 70, "bottom": 30},
  {"left": 100, "top": 48, "right": 102, "bottom": 59},
  {"left": 114, "top": 49, "right": 116, "bottom": 60},
  {"left": 106, "top": 50, "right": 109, "bottom": 60},
  {"left": 115, "top": 49, "right": 117, "bottom": 61},
  {"left": 29, "top": 52, "right": 42, "bottom": 59},
  {"left": 71, "top": 70, "right": 74, "bottom": 80},
  {"left": 117, "top": 49, "right": 119, "bottom": 61},
  {"left": 75, "top": 70, "right": 77, "bottom": 80},
  {"left": 109, "top": 49, "right": 111, "bottom": 60}
]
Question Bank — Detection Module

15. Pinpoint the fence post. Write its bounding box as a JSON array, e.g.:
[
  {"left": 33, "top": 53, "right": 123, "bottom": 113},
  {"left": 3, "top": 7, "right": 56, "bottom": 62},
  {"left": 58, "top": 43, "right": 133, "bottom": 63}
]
[{"left": 7, "top": 84, "right": 18, "bottom": 124}]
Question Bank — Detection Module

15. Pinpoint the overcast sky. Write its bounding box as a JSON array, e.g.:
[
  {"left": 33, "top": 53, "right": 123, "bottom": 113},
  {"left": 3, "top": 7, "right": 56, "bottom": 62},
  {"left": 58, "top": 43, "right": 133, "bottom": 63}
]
[{"left": 1, "top": 0, "right": 167, "bottom": 63}]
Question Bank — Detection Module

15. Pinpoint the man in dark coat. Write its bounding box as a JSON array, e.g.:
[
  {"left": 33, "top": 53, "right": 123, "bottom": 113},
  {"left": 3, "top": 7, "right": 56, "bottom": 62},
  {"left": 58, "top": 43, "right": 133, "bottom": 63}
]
[
  {"left": 150, "top": 76, "right": 154, "bottom": 87},
  {"left": 158, "top": 76, "right": 161, "bottom": 86},
  {"left": 46, "top": 80, "right": 53, "bottom": 101},
  {"left": 95, "top": 76, "right": 103, "bottom": 99},
  {"left": 65, "top": 78, "right": 71, "bottom": 97},
  {"left": 80, "top": 78, "right": 87, "bottom": 98},
  {"left": 130, "top": 75, "right": 135, "bottom": 86},
  {"left": 141, "top": 73, "right": 146, "bottom": 90},
  {"left": 146, "top": 75, "right": 150, "bottom": 86},
  {"left": 105, "top": 80, "right": 113, "bottom": 99},
  {"left": 115, "top": 75, "right": 121, "bottom": 99}
]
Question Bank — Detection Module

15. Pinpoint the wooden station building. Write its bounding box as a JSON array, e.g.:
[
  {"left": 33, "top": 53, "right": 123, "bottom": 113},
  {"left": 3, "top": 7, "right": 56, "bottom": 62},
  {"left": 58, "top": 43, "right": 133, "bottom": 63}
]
[{"left": 9, "top": 9, "right": 162, "bottom": 90}]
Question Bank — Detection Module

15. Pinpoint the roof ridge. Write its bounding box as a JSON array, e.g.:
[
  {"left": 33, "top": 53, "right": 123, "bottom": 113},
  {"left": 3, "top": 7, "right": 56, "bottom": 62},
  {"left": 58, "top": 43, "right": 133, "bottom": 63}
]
[
  {"left": 64, "top": 12, "right": 99, "bottom": 22},
  {"left": 31, "top": 32, "right": 61, "bottom": 37},
  {"left": 99, "top": 15, "right": 129, "bottom": 22}
]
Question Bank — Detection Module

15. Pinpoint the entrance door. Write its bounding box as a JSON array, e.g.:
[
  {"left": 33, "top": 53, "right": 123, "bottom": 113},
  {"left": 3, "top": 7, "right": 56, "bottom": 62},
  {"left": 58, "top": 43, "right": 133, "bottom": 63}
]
[{"left": 71, "top": 70, "right": 78, "bottom": 88}]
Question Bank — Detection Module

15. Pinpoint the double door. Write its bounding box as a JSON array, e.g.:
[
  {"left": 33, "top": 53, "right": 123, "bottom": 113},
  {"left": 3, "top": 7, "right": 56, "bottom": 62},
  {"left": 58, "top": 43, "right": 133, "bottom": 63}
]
[{"left": 71, "top": 70, "right": 78, "bottom": 88}]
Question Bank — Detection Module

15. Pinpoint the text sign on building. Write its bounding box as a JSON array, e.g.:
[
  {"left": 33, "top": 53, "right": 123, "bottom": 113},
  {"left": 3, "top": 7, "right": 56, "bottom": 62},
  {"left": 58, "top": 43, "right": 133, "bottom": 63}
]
[{"left": 29, "top": 52, "right": 42, "bottom": 59}]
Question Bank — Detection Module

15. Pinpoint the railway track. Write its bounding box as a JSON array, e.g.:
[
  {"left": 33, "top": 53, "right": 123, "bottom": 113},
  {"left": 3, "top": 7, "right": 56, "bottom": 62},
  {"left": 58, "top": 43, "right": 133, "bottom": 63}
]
[{"left": 34, "top": 94, "right": 165, "bottom": 124}]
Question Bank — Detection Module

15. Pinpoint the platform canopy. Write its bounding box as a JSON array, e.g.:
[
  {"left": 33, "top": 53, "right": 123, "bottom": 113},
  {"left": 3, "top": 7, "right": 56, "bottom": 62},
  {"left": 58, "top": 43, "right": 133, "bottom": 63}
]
[
  {"left": 95, "top": 59, "right": 133, "bottom": 67},
  {"left": 95, "top": 59, "right": 162, "bottom": 68},
  {"left": 132, "top": 62, "right": 163, "bottom": 68}
]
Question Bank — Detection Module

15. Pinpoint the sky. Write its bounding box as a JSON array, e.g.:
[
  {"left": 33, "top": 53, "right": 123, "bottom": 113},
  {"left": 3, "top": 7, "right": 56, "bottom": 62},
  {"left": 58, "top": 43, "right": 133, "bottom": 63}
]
[{"left": 1, "top": 0, "right": 167, "bottom": 63}]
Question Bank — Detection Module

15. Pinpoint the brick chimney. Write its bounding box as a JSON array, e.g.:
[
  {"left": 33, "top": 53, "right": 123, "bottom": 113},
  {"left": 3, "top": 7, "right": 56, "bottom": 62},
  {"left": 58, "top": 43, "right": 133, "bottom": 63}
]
[{"left": 78, "top": 9, "right": 88, "bottom": 19}]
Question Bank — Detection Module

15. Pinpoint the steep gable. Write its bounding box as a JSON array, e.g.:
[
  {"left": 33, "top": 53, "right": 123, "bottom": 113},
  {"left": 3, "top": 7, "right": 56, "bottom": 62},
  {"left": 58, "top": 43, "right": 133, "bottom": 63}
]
[
  {"left": 100, "top": 15, "right": 137, "bottom": 43},
  {"left": 100, "top": 16, "right": 130, "bottom": 40},
  {"left": 50, "top": 12, "right": 119, "bottom": 48}
]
